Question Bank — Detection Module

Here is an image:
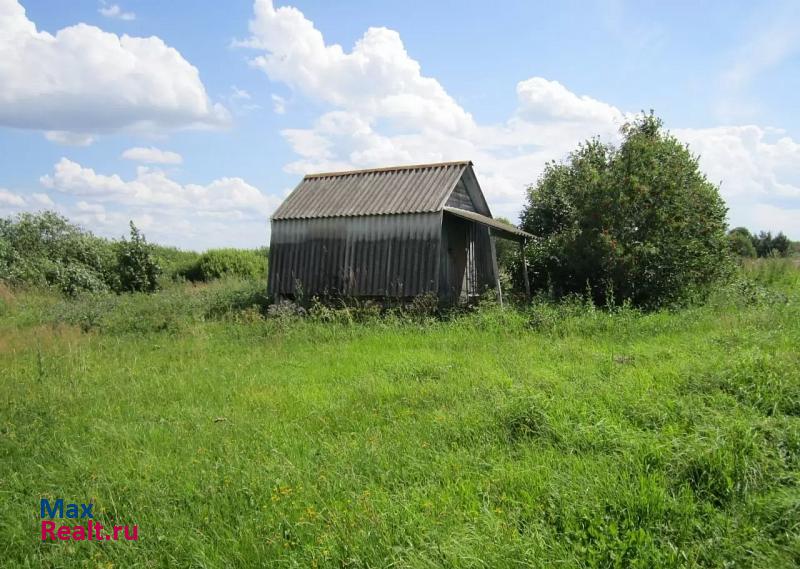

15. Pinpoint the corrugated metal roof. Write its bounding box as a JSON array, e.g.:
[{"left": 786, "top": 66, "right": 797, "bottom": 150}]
[
  {"left": 443, "top": 207, "right": 533, "bottom": 240},
  {"left": 272, "top": 161, "right": 471, "bottom": 220}
]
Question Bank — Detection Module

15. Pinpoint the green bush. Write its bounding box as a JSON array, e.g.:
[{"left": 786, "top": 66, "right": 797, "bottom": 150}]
[
  {"left": 55, "top": 264, "right": 111, "bottom": 297},
  {"left": 194, "top": 248, "right": 267, "bottom": 281},
  {"left": 115, "top": 222, "right": 161, "bottom": 293},
  {"left": 151, "top": 245, "right": 201, "bottom": 284},
  {"left": 519, "top": 113, "right": 731, "bottom": 309},
  {"left": 0, "top": 211, "right": 114, "bottom": 295},
  {"left": 0, "top": 212, "right": 171, "bottom": 295},
  {"left": 728, "top": 227, "right": 757, "bottom": 258},
  {"left": 203, "top": 278, "right": 270, "bottom": 318}
]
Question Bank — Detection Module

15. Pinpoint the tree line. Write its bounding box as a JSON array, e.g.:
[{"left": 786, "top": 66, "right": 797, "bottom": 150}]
[{"left": 727, "top": 227, "right": 794, "bottom": 258}]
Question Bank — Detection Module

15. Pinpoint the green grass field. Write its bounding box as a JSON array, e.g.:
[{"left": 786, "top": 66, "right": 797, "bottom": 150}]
[{"left": 1, "top": 260, "right": 799, "bottom": 568}]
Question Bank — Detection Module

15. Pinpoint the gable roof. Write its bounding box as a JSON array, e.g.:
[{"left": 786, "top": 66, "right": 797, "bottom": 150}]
[{"left": 271, "top": 161, "right": 471, "bottom": 220}]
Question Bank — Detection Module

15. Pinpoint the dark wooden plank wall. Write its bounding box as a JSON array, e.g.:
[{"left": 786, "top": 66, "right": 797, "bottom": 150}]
[
  {"left": 439, "top": 214, "right": 496, "bottom": 302},
  {"left": 269, "top": 213, "right": 441, "bottom": 299}
]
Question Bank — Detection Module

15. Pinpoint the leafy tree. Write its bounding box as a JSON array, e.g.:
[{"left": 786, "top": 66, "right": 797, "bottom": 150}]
[
  {"left": 520, "top": 113, "right": 730, "bottom": 309},
  {"left": 728, "top": 227, "right": 757, "bottom": 258},
  {"left": 115, "top": 222, "right": 161, "bottom": 293},
  {"left": 772, "top": 232, "right": 791, "bottom": 256}
]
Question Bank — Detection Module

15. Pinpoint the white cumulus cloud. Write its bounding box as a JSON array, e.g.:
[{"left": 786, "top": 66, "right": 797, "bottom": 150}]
[
  {"left": 40, "top": 158, "right": 279, "bottom": 218},
  {"left": 0, "top": 189, "right": 60, "bottom": 214},
  {"left": 98, "top": 2, "right": 135, "bottom": 21},
  {"left": 238, "top": 0, "right": 474, "bottom": 134},
  {"left": 675, "top": 125, "right": 800, "bottom": 233},
  {"left": 231, "top": 86, "right": 252, "bottom": 100},
  {"left": 33, "top": 158, "right": 281, "bottom": 248},
  {"left": 0, "top": 0, "right": 228, "bottom": 143},
  {"left": 516, "top": 78, "right": 625, "bottom": 124},
  {"left": 238, "top": 0, "right": 800, "bottom": 237},
  {"left": 31, "top": 193, "right": 56, "bottom": 208},
  {"left": 122, "top": 146, "right": 184, "bottom": 165},
  {"left": 0, "top": 188, "right": 26, "bottom": 207},
  {"left": 271, "top": 94, "right": 286, "bottom": 114}
]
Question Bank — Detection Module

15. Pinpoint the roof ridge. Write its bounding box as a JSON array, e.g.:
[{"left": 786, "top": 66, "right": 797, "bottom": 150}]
[{"left": 303, "top": 160, "right": 472, "bottom": 179}]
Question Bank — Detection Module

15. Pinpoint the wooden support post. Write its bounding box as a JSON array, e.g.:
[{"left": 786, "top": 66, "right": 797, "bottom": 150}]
[
  {"left": 520, "top": 238, "right": 531, "bottom": 300},
  {"left": 488, "top": 232, "right": 503, "bottom": 307},
  {"left": 496, "top": 272, "right": 504, "bottom": 308}
]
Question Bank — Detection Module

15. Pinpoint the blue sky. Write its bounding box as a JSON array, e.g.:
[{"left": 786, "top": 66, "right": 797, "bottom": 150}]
[{"left": 1, "top": 0, "right": 798, "bottom": 249}]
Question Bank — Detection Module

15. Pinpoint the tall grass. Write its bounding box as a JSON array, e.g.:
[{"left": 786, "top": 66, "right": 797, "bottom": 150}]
[
  {"left": 0, "top": 260, "right": 798, "bottom": 567},
  {"left": 741, "top": 256, "right": 800, "bottom": 288}
]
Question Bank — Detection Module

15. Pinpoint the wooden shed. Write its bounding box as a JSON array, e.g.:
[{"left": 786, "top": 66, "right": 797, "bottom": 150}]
[{"left": 268, "top": 161, "right": 532, "bottom": 304}]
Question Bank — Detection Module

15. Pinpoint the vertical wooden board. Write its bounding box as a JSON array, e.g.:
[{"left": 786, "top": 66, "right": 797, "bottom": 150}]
[{"left": 269, "top": 213, "right": 441, "bottom": 299}]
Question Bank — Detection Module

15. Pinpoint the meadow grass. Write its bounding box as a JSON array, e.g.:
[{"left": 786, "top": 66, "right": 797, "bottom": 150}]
[{"left": 0, "top": 263, "right": 798, "bottom": 568}]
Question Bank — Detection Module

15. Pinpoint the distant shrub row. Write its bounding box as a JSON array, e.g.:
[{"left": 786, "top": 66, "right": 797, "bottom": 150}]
[
  {"left": 0, "top": 211, "right": 267, "bottom": 296},
  {"left": 727, "top": 227, "right": 796, "bottom": 258},
  {"left": 181, "top": 248, "right": 268, "bottom": 282}
]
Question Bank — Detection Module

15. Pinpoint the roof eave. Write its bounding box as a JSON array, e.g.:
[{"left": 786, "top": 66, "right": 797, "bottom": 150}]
[{"left": 443, "top": 206, "right": 533, "bottom": 240}]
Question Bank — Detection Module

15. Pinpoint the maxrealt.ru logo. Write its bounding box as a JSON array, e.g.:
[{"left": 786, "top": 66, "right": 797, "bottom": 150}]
[{"left": 40, "top": 499, "right": 138, "bottom": 542}]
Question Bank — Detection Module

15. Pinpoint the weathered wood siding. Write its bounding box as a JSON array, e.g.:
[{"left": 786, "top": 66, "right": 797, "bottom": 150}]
[
  {"left": 439, "top": 214, "right": 469, "bottom": 301},
  {"left": 269, "top": 213, "right": 441, "bottom": 298},
  {"left": 469, "top": 223, "right": 496, "bottom": 294},
  {"left": 439, "top": 213, "right": 496, "bottom": 302},
  {"left": 445, "top": 178, "right": 476, "bottom": 212}
]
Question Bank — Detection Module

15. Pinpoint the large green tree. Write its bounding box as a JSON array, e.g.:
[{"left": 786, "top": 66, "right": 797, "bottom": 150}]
[{"left": 520, "top": 113, "right": 730, "bottom": 309}]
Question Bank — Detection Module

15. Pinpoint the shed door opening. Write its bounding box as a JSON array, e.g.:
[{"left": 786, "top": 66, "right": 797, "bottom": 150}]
[{"left": 440, "top": 214, "right": 470, "bottom": 302}]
